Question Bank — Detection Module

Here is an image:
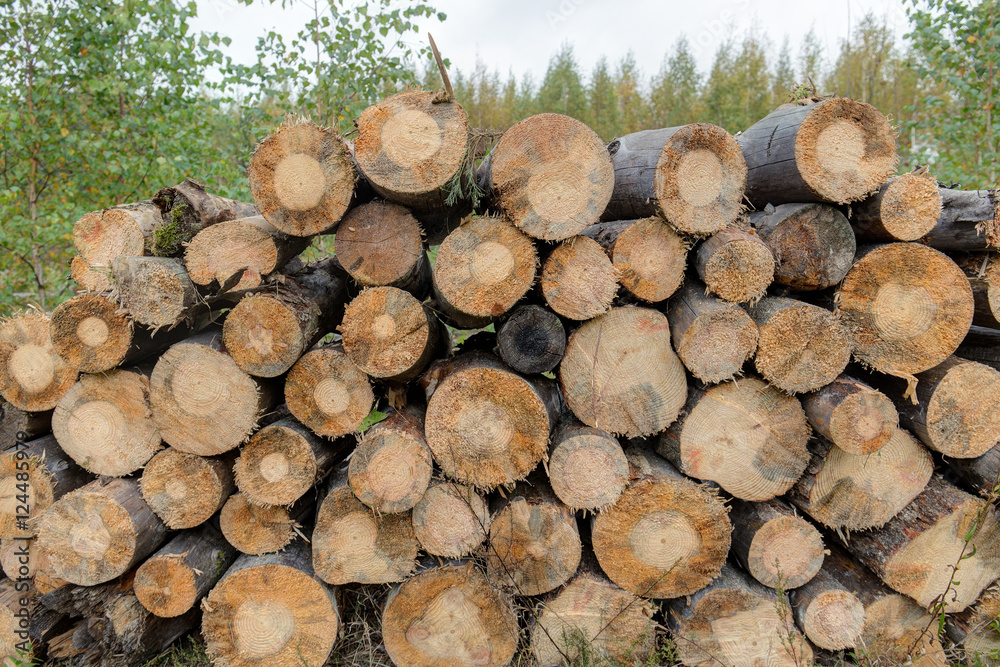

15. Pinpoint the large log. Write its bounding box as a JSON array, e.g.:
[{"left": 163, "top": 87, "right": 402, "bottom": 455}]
[
  {"left": 850, "top": 171, "right": 943, "bottom": 242},
  {"left": 581, "top": 217, "right": 686, "bottom": 303},
  {"left": 411, "top": 481, "right": 489, "bottom": 559},
  {"left": 431, "top": 216, "right": 537, "bottom": 329},
  {"left": 592, "top": 448, "right": 730, "bottom": 599},
  {"left": 284, "top": 342, "right": 374, "bottom": 438},
  {"left": 311, "top": 463, "right": 418, "bottom": 585},
  {"left": 382, "top": 560, "right": 519, "bottom": 667},
  {"left": 422, "top": 352, "right": 559, "bottom": 489},
  {"left": 495, "top": 304, "right": 566, "bottom": 375},
  {"left": 139, "top": 448, "right": 235, "bottom": 530},
  {"left": 547, "top": 420, "right": 629, "bottom": 511},
  {"left": 72, "top": 202, "right": 161, "bottom": 273},
  {"left": 694, "top": 227, "right": 775, "bottom": 303},
  {"left": 747, "top": 296, "right": 851, "bottom": 393},
  {"left": 49, "top": 293, "right": 132, "bottom": 373},
  {"left": 201, "top": 541, "right": 339, "bottom": 667},
  {"left": 37, "top": 478, "right": 168, "bottom": 586},
  {"left": 654, "top": 377, "right": 811, "bottom": 501},
  {"left": 477, "top": 113, "right": 613, "bottom": 241},
  {"left": 750, "top": 202, "right": 856, "bottom": 290},
  {"left": 340, "top": 286, "right": 447, "bottom": 382},
  {"left": 218, "top": 492, "right": 310, "bottom": 556},
  {"left": 248, "top": 117, "right": 356, "bottom": 236},
  {"left": 348, "top": 407, "right": 432, "bottom": 514},
  {"left": 539, "top": 235, "right": 618, "bottom": 321},
  {"left": 728, "top": 497, "right": 825, "bottom": 590},
  {"left": 920, "top": 187, "right": 999, "bottom": 252},
  {"left": 788, "top": 429, "right": 932, "bottom": 530},
  {"left": 150, "top": 178, "right": 259, "bottom": 256},
  {"left": 737, "top": 98, "right": 896, "bottom": 207},
  {"left": 0, "top": 312, "right": 78, "bottom": 412},
  {"left": 667, "top": 279, "right": 759, "bottom": 384},
  {"left": 801, "top": 374, "right": 898, "bottom": 455},
  {"left": 0, "top": 401, "right": 51, "bottom": 450},
  {"left": 559, "top": 307, "right": 687, "bottom": 438},
  {"left": 836, "top": 242, "right": 975, "bottom": 377}
]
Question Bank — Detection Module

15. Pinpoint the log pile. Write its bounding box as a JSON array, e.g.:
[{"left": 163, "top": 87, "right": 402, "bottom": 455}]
[{"left": 2, "top": 91, "right": 999, "bottom": 667}]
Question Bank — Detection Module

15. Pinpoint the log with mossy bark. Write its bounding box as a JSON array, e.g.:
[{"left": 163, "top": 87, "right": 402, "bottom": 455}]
[
  {"left": 581, "top": 217, "right": 687, "bottom": 303},
  {"left": 546, "top": 420, "right": 629, "bottom": 511},
  {"left": 494, "top": 304, "right": 566, "bottom": 375},
  {"left": 150, "top": 178, "right": 259, "bottom": 256},
  {"left": 139, "top": 448, "right": 236, "bottom": 530},
  {"left": 284, "top": 342, "right": 374, "bottom": 438},
  {"left": 801, "top": 374, "right": 898, "bottom": 455},
  {"left": 539, "top": 235, "right": 618, "bottom": 321},
  {"left": 850, "top": 171, "right": 943, "bottom": 242},
  {"left": 919, "top": 187, "right": 1000, "bottom": 252},
  {"left": 728, "top": 497, "right": 825, "bottom": 590},
  {"left": 0, "top": 311, "right": 78, "bottom": 412},
  {"left": 694, "top": 226, "right": 774, "bottom": 303}
]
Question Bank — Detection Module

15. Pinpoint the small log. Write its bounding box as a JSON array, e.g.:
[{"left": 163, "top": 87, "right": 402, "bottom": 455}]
[
  {"left": 602, "top": 123, "right": 747, "bottom": 234},
  {"left": 547, "top": 420, "right": 629, "bottom": 511},
  {"left": 431, "top": 216, "right": 537, "bottom": 329},
  {"left": 201, "top": 541, "right": 339, "bottom": 667},
  {"left": 920, "top": 187, "right": 999, "bottom": 252},
  {"left": 788, "top": 429, "right": 932, "bottom": 530},
  {"left": 134, "top": 525, "right": 237, "bottom": 618},
  {"left": 0, "top": 401, "right": 51, "bottom": 451},
  {"left": 850, "top": 171, "right": 943, "bottom": 242},
  {"left": 219, "top": 492, "right": 310, "bottom": 556},
  {"left": 840, "top": 474, "right": 1000, "bottom": 612},
  {"left": 150, "top": 178, "right": 259, "bottom": 256},
  {"left": 666, "top": 562, "right": 813, "bottom": 667},
  {"left": 51, "top": 368, "right": 160, "bottom": 477},
  {"left": 694, "top": 227, "right": 774, "bottom": 302},
  {"left": 139, "top": 448, "right": 235, "bottom": 530},
  {"left": 969, "top": 255, "right": 1000, "bottom": 329},
  {"left": 581, "top": 217, "right": 686, "bottom": 303},
  {"left": 312, "top": 463, "right": 418, "bottom": 584},
  {"left": 349, "top": 407, "right": 432, "bottom": 514},
  {"left": 802, "top": 374, "right": 898, "bottom": 455},
  {"left": 750, "top": 202, "right": 856, "bottom": 290},
  {"left": 592, "top": 448, "right": 731, "bottom": 598},
  {"left": 737, "top": 98, "right": 896, "bottom": 207},
  {"left": 72, "top": 202, "right": 161, "bottom": 271},
  {"left": 411, "top": 481, "right": 489, "bottom": 559},
  {"left": 423, "top": 352, "right": 559, "bottom": 489},
  {"left": 37, "top": 478, "right": 168, "bottom": 586},
  {"left": 340, "top": 286, "right": 447, "bottom": 381},
  {"left": 788, "top": 553, "right": 866, "bottom": 650},
  {"left": 837, "top": 242, "right": 974, "bottom": 377},
  {"left": 50, "top": 293, "right": 133, "bottom": 373},
  {"left": 478, "top": 113, "right": 613, "bottom": 241},
  {"left": 354, "top": 90, "right": 470, "bottom": 214},
  {"left": 284, "top": 342, "right": 374, "bottom": 438},
  {"left": 486, "top": 474, "right": 581, "bottom": 596},
  {"left": 748, "top": 296, "right": 852, "bottom": 394},
  {"left": 728, "top": 497, "right": 825, "bottom": 590},
  {"left": 112, "top": 256, "right": 203, "bottom": 330},
  {"left": 0, "top": 312, "right": 78, "bottom": 412},
  {"left": 382, "top": 560, "right": 519, "bottom": 667},
  {"left": 539, "top": 235, "right": 618, "bottom": 321},
  {"left": 70, "top": 254, "right": 113, "bottom": 292},
  {"left": 248, "top": 117, "right": 356, "bottom": 236},
  {"left": 495, "top": 304, "right": 566, "bottom": 374},
  {"left": 334, "top": 201, "right": 432, "bottom": 297},
  {"left": 235, "top": 416, "right": 347, "bottom": 507},
  {"left": 655, "top": 377, "right": 811, "bottom": 501},
  {"left": 560, "top": 307, "right": 687, "bottom": 438},
  {"left": 184, "top": 215, "right": 309, "bottom": 291},
  {"left": 223, "top": 258, "right": 349, "bottom": 378},
  {"left": 149, "top": 331, "right": 278, "bottom": 456}
]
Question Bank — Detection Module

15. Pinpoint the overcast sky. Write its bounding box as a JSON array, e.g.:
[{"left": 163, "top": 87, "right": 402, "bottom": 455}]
[{"left": 192, "top": 0, "right": 910, "bottom": 82}]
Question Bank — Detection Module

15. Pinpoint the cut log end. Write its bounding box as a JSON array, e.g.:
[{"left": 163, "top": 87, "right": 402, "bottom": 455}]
[
  {"left": 111, "top": 256, "right": 197, "bottom": 329},
  {"left": 140, "top": 448, "right": 233, "bottom": 529},
  {"left": 923, "top": 358, "right": 1000, "bottom": 458},
  {"left": 855, "top": 172, "right": 943, "bottom": 241},
  {"left": 341, "top": 286, "right": 439, "bottom": 380},
  {"left": 752, "top": 203, "right": 856, "bottom": 290},
  {"left": 185, "top": 216, "right": 300, "bottom": 290},
  {"left": 70, "top": 255, "right": 113, "bottom": 292},
  {"left": 335, "top": 201, "right": 427, "bottom": 289},
  {"left": 411, "top": 481, "right": 489, "bottom": 559},
  {"left": 803, "top": 376, "right": 898, "bottom": 455},
  {"left": 50, "top": 293, "right": 133, "bottom": 373},
  {"left": 235, "top": 421, "right": 326, "bottom": 507},
  {"left": 0, "top": 312, "right": 78, "bottom": 412},
  {"left": 696, "top": 228, "right": 774, "bottom": 303},
  {"left": 610, "top": 217, "right": 686, "bottom": 302},
  {"left": 285, "top": 344, "right": 374, "bottom": 437},
  {"left": 72, "top": 204, "right": 160, "bottom": 266},
  {"left": 548, "top": 427, "right": 629, "bottom": 511},
  {"left": 495, "top": 305, "right": 566, "bottom": 375},
  {"left": 798, "top": 589, "right": 865, "bottom": 650},
  {"left": 134, "top": 557, "right": 198, "bottom": 619},
  {"left": 746, "top": 514, "right": 824, "bottom": 589},
  {"left": 540, "top": 236, "right": 618, "bottom": 321},
  {"left": 219, "top": 493, "right": 297, "bottom": 556},
  {"left": 349, "top": 411, "right": 433, "bottom": 514}
]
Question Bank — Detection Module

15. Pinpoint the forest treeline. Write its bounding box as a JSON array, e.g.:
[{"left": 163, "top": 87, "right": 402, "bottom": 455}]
[{"left": 0, "top": 0, "right": 996, "bottom": 309}]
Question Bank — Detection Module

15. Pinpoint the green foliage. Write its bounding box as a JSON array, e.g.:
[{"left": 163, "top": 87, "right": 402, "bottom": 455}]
[
  {"left": 358, "top": 407, "right": 388, "bottom": 433},
  {"left": 649, "top": 36, "right": 703, "bottom": 128},
  {"left": 588, "top": 56, "right": 620, "bottom": 140},
  {"left": 537, "top": 43, "right": 588, "bottom": 121}
]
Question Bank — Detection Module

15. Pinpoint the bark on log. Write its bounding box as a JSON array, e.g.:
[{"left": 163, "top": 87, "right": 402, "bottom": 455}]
[
  {"left": 747, "top": 296, "right": 852, "bottom": 393},
  {"left": 592, "top": 448, "right": 730, "bottom": 598},
  {"left": 139, "top": 448, "right": 236, "bottom": 530},
  {"left": 150, "top": 178, "right": 259, "bottom": 257},
  {"left": 411, "top": 481, "right": 489, "bottom": 559},
  {"left": 750, "top": 202, "right": 856, "bottom": 290},
  {"left": 850, "top": 171, "right": 943, "bottom": 242},
  {"left": 836, "top": 242, "right": 975, "bottom": 377},
  {"left": 581, "top": 217, "right": 686, "bottom": 303},
  {"left": 958, "top": 325, "right": 1000, "bottom": 372},
  {"left": 560, "top": 307, "right": 687, "bottom": 438},
  {"left": 431, "top": 216, "right": 537, "bottom": 329},
  {"left": 348, "top": 407, "right": 431, "bottom": 514},
  {"left": 0, "top": 312, "right": 78, "bottom": 412},
  {"left": 37, "top": 478, "right": 168, "bottom": 586},
  {"left": 382, "top": 560, "right": 518, "bottom": 667},
  {"left": 667, "top": 279, "right": 759, "bottom": 384},
  {"left": 0, "top": 401, "right": 51, "bottom": 451},
  {"left": 72, "top": 202, "right": 161, "bottom": 272},
  {"left": 218, "top": 492, "right": 311, "bottom": 556},
  {"left": 694, "top": 227, "right": 775, "bottom": 302},
  {"left": 311, "top": 463, "right": 418, "bottom": 585},
  {"left": 50, "top": 293, "right": 133, "bottom": 374},
  {"left": 423, "top": 352, "right": 560, "bottom": 489},
  {"left": 654, "top": 377, "right": 811, "bottom": 501},
  {"left": 801, "top": 374, "right": 898, "bottom": 455},
  {"left": 284, "top": 342, "right": 374, "bottom": 438},
  {"left": 920, "top": 187, "right": 1000, "bottom": 252},
  {"left": 969, "top": 255, "right": 1000, "bottom": 329},
  {"left": 248, "top": 117, "right": 356, "bottom": 236},
  {"left": 134, "top": 525, "right": 237, "bottom": 618},
  {"left": 788, "top": 548, "right": 866, "bottom": 650},
  {"left": 495, "top": 304, "right": 566, "bottom": 374},
  {"left": 602, "top": 123, "right": 747, "bottom": 234},
  {"left": 340, "top": 286, "right": 447, "bottom": 382},
  {"left": 0, "top": 578, "right": 35, "bottom": 663},
  {"left": 547, "top": 420, "right": 629, "bottom": 511},
  {"left": 728, "top": 497, "right": 825, "bottom": 590},
  {"left": 788, "top": 429, "right": 932, "bottom": 531},
  {"left": 111, "top": 256, "right": 203, "bottom": 330},
  {"left": 540, "top": 235, "right": 618, "bottom": 321},
  {"left": 477, "top": 113, "right": 614, "bottom": 241},
  {"left": 946, "top": 589, "right": 1000, "bottom": 662},
  {"left": 737, "top": 98, "right": 897, "bottom": 208},
  {"left": 201, "top": 541, "right": 339, "bottom": 667},
  {"left": 98, "top": 593, "right": 200, "bottom": 666}
]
